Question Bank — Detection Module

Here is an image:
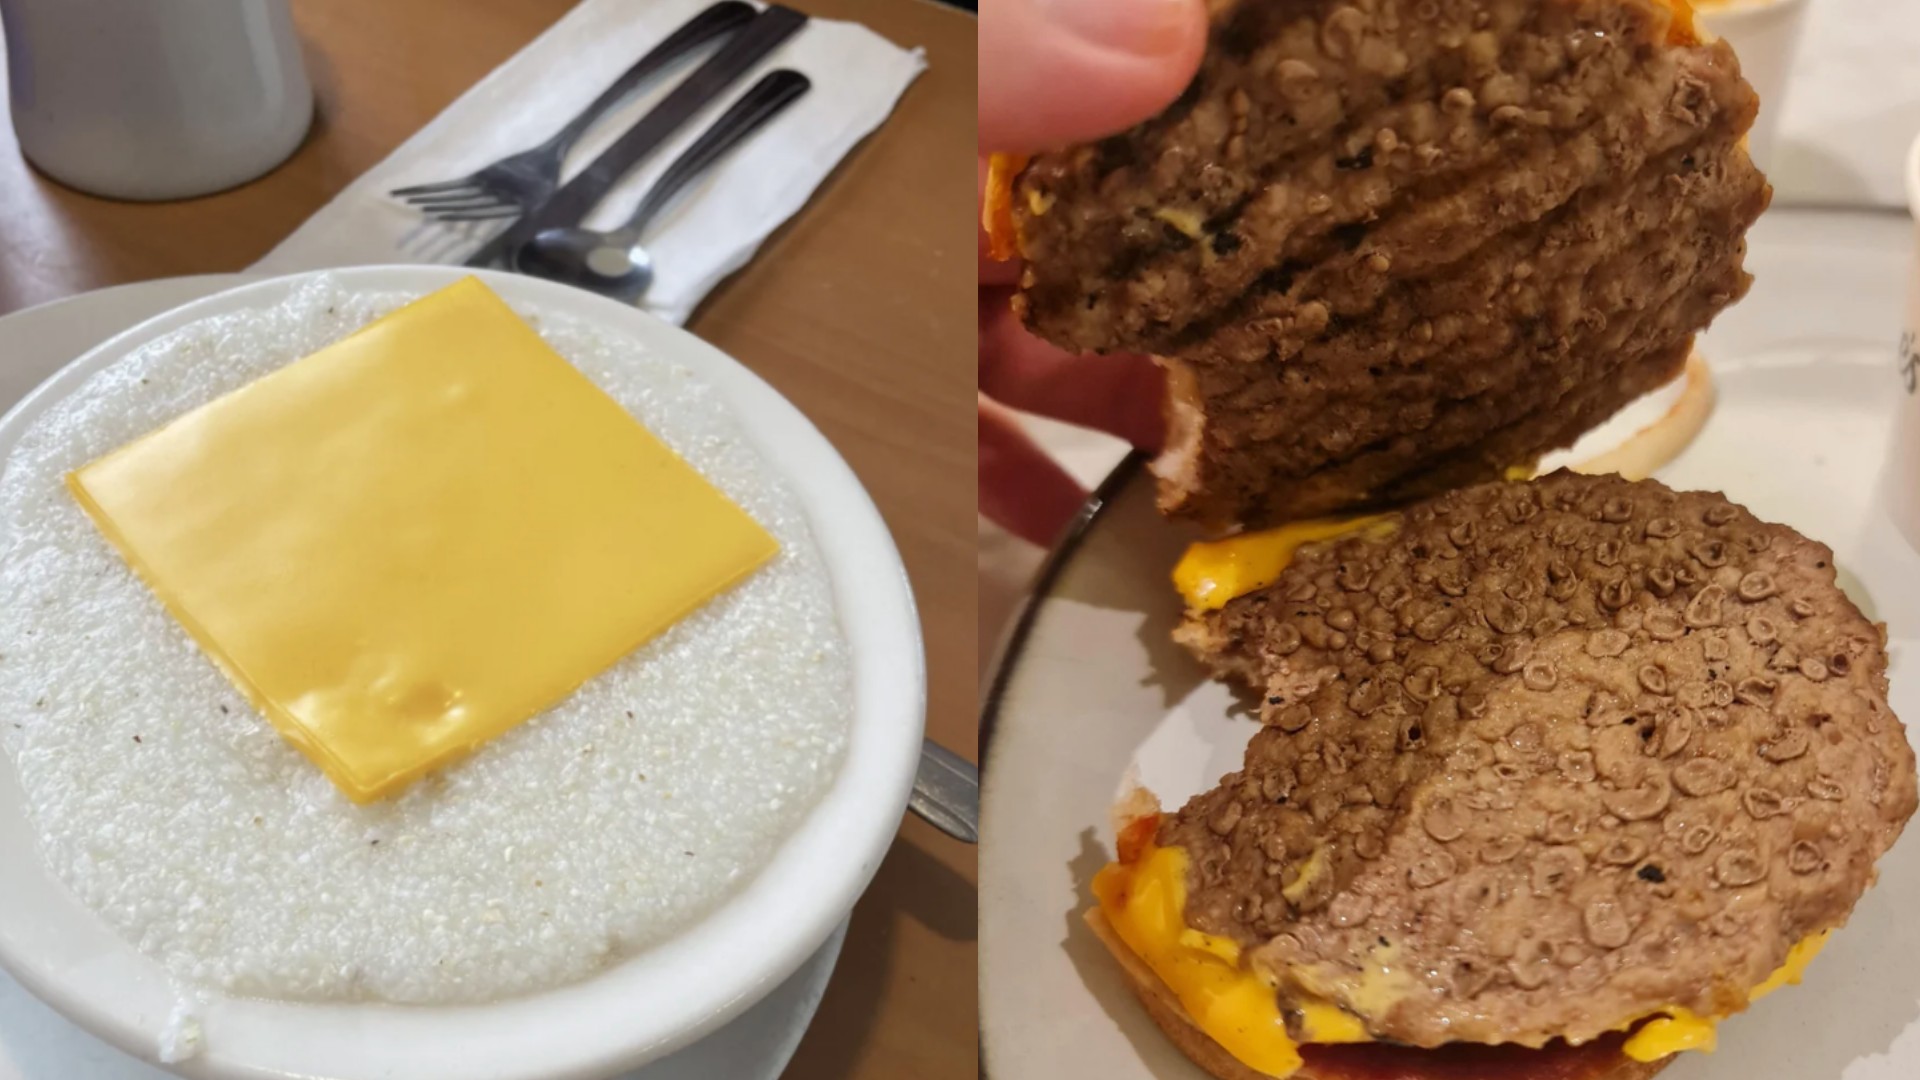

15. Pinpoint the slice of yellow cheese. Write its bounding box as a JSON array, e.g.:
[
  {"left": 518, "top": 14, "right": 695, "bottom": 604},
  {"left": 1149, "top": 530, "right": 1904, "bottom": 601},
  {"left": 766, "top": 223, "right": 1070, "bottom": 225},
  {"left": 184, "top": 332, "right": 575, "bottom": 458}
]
[
  {"left": 1172, "top": 514, "right": 1398, "bottom": 612},
  {"left": 1098, "top": 837, "right": 1834, "bottom": 1078},
  {"left": 1620, "top": 930, "right": 1831, "bottom": 1061},
  {"left": 1094, "top": 843, "right": 1308, "bottom": 1078},
  {"left": 68, "top": 277, "right": 777, "bottom": 803}
]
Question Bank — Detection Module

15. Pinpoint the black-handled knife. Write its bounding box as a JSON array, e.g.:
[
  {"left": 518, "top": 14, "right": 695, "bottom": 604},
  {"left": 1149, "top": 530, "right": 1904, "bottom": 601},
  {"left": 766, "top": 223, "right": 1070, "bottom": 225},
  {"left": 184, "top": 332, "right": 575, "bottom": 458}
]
[{"left": 466, "top": 4, "right": 809, "bottom": 269}]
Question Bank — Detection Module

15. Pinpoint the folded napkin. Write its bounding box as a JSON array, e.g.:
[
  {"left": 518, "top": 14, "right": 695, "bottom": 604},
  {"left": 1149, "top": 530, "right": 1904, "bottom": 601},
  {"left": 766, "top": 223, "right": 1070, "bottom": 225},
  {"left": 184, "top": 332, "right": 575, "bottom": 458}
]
[
  {"left": 253, "top": 0, "right": 925, "bottom": 325},
  {"left": 1770, "top": 0, "right": 1920, "bottom": 209}
]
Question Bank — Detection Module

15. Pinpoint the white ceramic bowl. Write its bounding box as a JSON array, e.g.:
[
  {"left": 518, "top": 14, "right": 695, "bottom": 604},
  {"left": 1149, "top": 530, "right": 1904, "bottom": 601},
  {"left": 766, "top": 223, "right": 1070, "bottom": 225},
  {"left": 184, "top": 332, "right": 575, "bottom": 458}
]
[{"left": 0, "top": 266, "right": 925, "bottom": 1080}]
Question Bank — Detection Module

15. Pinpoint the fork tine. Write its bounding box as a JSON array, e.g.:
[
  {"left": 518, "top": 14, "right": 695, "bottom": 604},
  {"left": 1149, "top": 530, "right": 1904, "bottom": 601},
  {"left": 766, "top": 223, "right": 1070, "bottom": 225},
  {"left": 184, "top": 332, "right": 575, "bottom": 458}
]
[
  {"left": 390, "top": 177, "right": 484, "bottom": 198},
  {"left": 430, "top": 207, "right": 524, "bottom": 222},
  {"left": 400, "top": 186, "right": 489, "bottom": 207},
  {"left": 407, "top": 197, "right": 502, "bottom": 214},
  {"left": 406, "top": 193, "right": 509, "bottom": 211},
  {"left": 417, "top": 207, "right": 511, "bottom": 222}
]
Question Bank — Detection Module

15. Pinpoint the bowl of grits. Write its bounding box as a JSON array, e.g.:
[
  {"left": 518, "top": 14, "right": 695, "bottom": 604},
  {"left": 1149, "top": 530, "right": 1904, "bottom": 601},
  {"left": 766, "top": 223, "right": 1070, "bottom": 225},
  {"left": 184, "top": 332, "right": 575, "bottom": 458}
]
[{"left": 0, "top": 266, "right": 923, "bottom": 1079}]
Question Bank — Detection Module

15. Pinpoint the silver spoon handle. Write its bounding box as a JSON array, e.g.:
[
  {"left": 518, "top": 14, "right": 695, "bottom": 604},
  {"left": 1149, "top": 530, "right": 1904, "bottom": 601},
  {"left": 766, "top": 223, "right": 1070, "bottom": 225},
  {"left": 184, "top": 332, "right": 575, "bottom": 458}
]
[
  {"left": 621, "top": 68, "right": 811, "bottom": 239},
  {"left": 909, "top": 738, "right": 979, "bottom": 844}
]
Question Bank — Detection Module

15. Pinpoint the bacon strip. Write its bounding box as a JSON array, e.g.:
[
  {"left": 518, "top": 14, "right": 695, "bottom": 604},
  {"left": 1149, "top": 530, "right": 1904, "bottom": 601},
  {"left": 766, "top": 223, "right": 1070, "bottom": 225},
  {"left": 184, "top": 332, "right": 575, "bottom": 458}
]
[{"left": 1302, "top": 1034, "right": 1655, "bottom": 1080}]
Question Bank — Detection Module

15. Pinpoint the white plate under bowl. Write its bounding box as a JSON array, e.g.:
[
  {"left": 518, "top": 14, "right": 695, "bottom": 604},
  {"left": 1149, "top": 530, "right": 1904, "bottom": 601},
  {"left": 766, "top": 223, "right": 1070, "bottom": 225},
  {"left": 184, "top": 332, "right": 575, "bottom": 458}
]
[
  {"left": 980, "top": 207, "right": 1920, "bottom": 1079},
  {"left": 0, "top": 266, "right": 925, "bottom": 1080}
]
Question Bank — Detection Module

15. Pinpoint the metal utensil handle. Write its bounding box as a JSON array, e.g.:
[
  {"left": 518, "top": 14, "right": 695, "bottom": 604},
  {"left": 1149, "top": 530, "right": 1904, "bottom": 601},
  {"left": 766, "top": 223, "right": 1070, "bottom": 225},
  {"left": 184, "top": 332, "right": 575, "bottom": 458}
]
[
  {"left": 543, "top": 1, "right": 756, "bottom": 156},
  {"left": 564, "top": 6, "right": 805, "bottom": 208},
  {"left": 910, "top": 738, "right": 979, "bottom": 844},
  {"left": 465, "top": 4, "right": 807, "bottom": 270},
  {"left": 622, "top": 69, "right": 810, "bottom": 237}
]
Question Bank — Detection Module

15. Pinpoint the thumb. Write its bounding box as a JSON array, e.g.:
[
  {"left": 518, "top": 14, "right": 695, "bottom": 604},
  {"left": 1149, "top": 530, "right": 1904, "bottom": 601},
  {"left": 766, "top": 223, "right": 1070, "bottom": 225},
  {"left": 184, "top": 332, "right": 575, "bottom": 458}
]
[{"left": 979, "top": 0, "right": 1207, "bottom": 154}]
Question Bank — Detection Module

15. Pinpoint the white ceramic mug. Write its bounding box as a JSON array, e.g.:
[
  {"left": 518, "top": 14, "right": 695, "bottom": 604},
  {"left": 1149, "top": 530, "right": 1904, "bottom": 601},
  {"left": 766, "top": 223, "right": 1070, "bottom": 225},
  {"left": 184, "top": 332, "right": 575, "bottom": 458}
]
[
  {"left": 1695, "top": 0, "right": 1811, "bottom": 176},
  {"left": 1890, "top": 133, "right": 1920, "bottom": 555},
  {"left": 0, "top": 0, "right": 312, "bottom": 200}
]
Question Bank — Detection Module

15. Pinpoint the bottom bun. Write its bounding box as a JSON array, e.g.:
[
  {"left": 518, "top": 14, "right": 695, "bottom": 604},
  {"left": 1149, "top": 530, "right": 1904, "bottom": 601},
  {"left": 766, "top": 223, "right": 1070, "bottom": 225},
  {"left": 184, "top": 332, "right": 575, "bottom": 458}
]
[{"left": 1084, "top": 909, "right": 1673, "bottom": 1080}]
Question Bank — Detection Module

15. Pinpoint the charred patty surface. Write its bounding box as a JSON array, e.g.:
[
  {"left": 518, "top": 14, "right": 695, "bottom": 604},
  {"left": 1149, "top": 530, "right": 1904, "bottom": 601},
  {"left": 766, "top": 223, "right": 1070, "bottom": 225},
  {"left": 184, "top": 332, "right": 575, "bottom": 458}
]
[
  {"left": 1165, "top": 472, "right": 1916, "bottom": 1048},
  {"left": 1011, "top": 0, "right": 1768, "bottom": 527}
]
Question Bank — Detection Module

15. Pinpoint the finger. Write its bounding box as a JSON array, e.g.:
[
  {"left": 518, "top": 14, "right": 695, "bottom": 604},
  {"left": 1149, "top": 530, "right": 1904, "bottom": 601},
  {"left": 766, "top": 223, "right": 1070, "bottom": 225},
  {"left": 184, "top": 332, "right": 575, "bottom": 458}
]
[
  {"left": 979, "top": 0, "right": 1207, "bottom": 154},
  {"left": 980, "top": 396, "right": 1089, "bottom": 548},
  {"left": 980, "top": 287, "right": 1166, "bottom": 450}
]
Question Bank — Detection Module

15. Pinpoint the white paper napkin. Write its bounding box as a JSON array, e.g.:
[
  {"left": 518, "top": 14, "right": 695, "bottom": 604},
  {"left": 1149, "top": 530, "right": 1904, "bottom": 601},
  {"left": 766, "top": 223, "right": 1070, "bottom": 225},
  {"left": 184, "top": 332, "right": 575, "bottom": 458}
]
[
  {"left": 1770, "top": 0, "right": 1920, "bottom": 209},
  {"left": 253, "top": 0, "right": 925, "bottom": 326}
]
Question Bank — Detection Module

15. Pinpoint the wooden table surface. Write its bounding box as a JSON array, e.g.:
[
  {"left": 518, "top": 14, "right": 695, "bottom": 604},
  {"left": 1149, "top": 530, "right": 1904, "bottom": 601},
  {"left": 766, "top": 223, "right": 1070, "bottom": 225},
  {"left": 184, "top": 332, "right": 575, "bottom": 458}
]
[{"left": 0, "top": 1, "right": 977, "bottom": 1078}]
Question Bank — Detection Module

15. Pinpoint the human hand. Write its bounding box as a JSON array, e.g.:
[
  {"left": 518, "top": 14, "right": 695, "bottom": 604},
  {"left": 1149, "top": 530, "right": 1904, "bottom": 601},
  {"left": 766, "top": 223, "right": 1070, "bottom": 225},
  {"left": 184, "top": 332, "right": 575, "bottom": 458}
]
[{"left": 977, "top": 0, "right": 1207, "bottom": 547}]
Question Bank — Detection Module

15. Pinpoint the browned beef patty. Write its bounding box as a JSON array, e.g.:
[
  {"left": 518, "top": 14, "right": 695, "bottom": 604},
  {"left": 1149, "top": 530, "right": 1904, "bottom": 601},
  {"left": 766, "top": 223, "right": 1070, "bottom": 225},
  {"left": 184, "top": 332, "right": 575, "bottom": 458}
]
[
  {"left": 1164, "top": 472, "right": 1916, "bottom": 1048},
  {"left": 1010, "top": 0, "right": 1768, "bottom": 528}
]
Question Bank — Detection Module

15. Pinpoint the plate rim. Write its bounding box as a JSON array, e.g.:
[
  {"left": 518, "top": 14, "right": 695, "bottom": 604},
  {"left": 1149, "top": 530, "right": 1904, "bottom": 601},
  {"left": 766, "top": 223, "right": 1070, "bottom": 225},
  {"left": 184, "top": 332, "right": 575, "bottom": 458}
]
[
  {"left": 979, "top": 451, "right": 1149, "bottom": 766},
  {"left": 0, "top": 274, "right": 257, "bottom": 326}
]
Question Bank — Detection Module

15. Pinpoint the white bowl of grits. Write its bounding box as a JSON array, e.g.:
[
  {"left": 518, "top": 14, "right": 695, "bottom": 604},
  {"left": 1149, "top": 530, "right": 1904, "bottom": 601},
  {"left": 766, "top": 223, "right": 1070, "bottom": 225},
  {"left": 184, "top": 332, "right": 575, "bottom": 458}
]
[{"left": 0, "top": 266, "right": 924, "bottom": 1079}]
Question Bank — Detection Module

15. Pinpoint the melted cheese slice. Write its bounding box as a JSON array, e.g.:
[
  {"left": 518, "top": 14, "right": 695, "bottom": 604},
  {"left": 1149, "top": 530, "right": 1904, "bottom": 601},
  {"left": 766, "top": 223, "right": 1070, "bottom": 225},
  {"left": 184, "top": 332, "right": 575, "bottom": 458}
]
[
  {"left": 1170, "top": 464, "right": 1566, "bottom": 612},
  {"left": 982, "top": 153, "right": 1029, "bottom": 262},
  {"left": 1096, "top": 835, "right": 1833, "bottom": 1077},
  {"left": 1173, "top": 515, "right": 1397, "bottom": 611},
  {"left": 68, "top": 277, "right": 777, "bottom": 803},
  {"left": 1664, "top": 0, "right": 1701, "bottom": 44},
  {"left": 1621, "top": 931, "right": 1831, "bottom": 1061},
  {"left": 1093, "top": 842, "right": 1309, "bottom": 1079}
]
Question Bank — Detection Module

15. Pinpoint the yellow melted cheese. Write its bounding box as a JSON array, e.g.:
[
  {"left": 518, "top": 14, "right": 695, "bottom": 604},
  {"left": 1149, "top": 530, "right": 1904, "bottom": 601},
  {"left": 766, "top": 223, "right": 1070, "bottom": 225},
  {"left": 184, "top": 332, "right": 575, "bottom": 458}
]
[
  {"left": 1279, "top": 844, "right": 1332, "bottom": 907},
  {"left": 1173, "top": 514, "right": 1398, "bottom": 611},
  {"left": 1172, "top": 464, "right": 1552, "bottom": 612},
  {"left": 1621, "top": 931, "right": 1831, "bottom": 1061},
  {"left": 1093, "top": 842, "right": 1310, "bottom": 1079},
  {"left": 1097, "top": 838, "right": 1834, "bottom": 1075},
  {"left": 982, "top": 152, "right": 1028, "bottom": 262},
  {"left": 68, "top": 277, "right": 777, "bottom": 803}
]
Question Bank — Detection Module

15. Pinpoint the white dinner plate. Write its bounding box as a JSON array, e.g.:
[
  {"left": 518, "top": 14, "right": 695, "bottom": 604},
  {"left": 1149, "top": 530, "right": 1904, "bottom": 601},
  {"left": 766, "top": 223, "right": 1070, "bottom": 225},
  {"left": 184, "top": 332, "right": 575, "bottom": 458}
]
[
  {"left": 980, "top": 207, "right": 1920, "bottom": 1080},
  {"left": 0, "top": 275, "right": 860, "bottom": 1080}
]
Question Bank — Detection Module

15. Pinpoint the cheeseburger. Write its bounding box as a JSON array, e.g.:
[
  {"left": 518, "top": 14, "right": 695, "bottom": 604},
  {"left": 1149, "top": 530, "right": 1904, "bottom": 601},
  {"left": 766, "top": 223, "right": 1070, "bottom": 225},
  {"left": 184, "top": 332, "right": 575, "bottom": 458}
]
[
  {"left": 983, "top": 1, "right": 1916, "bottom": 1078},
  {"left": 1097, "top": 471, "right": 1915, "bottom": 1079}
]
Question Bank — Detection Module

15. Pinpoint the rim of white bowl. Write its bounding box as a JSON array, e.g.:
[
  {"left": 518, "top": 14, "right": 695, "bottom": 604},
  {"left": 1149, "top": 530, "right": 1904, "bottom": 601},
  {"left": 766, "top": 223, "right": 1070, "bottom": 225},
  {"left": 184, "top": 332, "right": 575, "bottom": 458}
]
[
  {"left": 0, "top": 266, "right": 925, "bottom": 1080},
  {"left": 1907, "top": 131, "right": 1920, "bottom": 219}
]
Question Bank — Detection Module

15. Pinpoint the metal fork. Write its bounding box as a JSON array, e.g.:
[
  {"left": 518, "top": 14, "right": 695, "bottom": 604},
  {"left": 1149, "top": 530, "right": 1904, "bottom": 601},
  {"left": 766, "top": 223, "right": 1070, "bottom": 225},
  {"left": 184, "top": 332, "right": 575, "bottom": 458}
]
[
  {"left": 390, "top": 0, "right": 753, "bottom": 222},
  {"left": 911, "top": 739, "right": 979, "bottom": 844},
  {"left": 466, "top": 4, "right": 809, "bottom": 269}
]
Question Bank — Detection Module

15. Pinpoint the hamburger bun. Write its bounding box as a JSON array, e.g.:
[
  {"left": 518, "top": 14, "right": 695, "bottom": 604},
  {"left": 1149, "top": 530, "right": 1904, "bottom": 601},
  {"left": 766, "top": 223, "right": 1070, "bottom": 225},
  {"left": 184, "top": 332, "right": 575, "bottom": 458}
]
[{"left": 1085, "top": 907, "right": 1673, "bottom": 1080}]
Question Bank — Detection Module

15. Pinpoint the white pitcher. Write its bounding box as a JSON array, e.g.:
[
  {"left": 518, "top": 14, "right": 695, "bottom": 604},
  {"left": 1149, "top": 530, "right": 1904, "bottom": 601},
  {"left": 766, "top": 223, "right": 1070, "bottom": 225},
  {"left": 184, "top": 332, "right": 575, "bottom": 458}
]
[
  {"left": 1892, "top": 133, "right": 1920, "bottom": 556},
  {"left": 1, "top": 0, "right": 312, "bottom": 200}
]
